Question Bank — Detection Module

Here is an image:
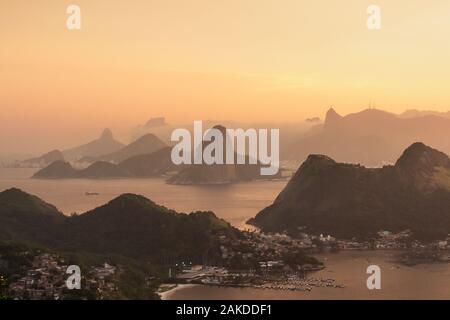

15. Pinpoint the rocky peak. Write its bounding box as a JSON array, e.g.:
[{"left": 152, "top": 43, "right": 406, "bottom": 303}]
[
  {"left": 395, "top": 142, "right": 450, "bottom": 172},
  {"left": 324, "top": 107, "right": 342, "bottom": 129},
  {"left": 99, "top": 128, "right": 114, "bottom": 141}
]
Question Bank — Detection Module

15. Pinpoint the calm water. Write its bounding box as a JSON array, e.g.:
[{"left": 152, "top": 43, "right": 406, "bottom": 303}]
[
  {"left": 2, "top": 168, "right": 449, "bottom": 299},
  {"left": 0, "top": 168, "right": 286, "bottom": 228},
  {"left": 166, "top": 251, "right": 450, "bottom": 300}
]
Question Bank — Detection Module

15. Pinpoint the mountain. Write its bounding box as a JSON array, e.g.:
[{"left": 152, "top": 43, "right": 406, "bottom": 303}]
[
  {"left": 117, "top": 147, "right": 178, "bottom": 177},
  {"left": 288, "top": 108, "right": 450, "bottom": 166},
  {"left": 323, "top": 107, "right": 342, "bottom": 129},
  {"left": 249, "top": 143, "right": 450, "bottom": 240},
  {"left": 400, "top": 109, "right": 450, "bottom": 119},
  {"left": 168, "top": 125, "right": 278, "bottom": 185},
  {"left": 33, "top": 147, "right": 177, "bottom": 179},
  {"left": 145, "top": 117, "right": 166, "bottom": 128},
  {"left": 0, "top": 189, "right": 238, "bottom": 261},
  {"left": 20, "top": 150, "right": 64, "bottom": 168},
  {"left": 62, "top": 128, "right": 125, "bottom": 160},
  {"left": 32, "top": 161, "right": 79, "bottom": 179},
  {"left": 33, "top": 160, "right": 130, "bottom": 179},
  {"left": 79, "top": 133, "right": 166, "bottom": 164},
  {"left": 34, "top": 124, "right": 273, "bottom": 182},
  {"left": 78, "top": 161, "right": 131, "bottom": 178},
  {"left": 0, "top": 188, "right": 62, "bottom": 218},
  {"left": 65, "top": 194, "right": 238, "bottom": 259},
  {"left": 0, "top": 188, "right": 65, "bottom": 244}
]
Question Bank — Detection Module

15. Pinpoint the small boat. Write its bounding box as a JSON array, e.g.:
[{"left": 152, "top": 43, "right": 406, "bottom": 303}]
[{"left": 85, "top": 192, "right": 99, "bottom": 196}]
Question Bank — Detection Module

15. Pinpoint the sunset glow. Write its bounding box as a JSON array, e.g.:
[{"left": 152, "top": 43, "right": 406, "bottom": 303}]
[{"left": 2, "top": 0, "right": 450, "bottom": 153}]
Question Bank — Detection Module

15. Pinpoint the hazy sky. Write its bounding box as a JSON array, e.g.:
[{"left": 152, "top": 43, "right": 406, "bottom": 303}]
[{"left": 2, "top": 0, "right": 450, "bottom": 154}]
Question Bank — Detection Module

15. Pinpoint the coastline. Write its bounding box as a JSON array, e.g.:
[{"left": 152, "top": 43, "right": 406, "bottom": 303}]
[
  {"left": 159, "top": 284, "right": 200, "bottom": 300},
  {"left": 162, "top": 250, "right": 450, "bottom": 300}
]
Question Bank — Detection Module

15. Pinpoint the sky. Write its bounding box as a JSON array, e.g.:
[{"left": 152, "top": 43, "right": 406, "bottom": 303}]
[{"left": 2, "top": 0, "right": 450, "bottom": 154}]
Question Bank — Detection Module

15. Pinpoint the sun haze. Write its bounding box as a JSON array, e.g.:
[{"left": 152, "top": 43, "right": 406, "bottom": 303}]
[{"left": 2, "top": 0, "right": 450, "bottom": 153}]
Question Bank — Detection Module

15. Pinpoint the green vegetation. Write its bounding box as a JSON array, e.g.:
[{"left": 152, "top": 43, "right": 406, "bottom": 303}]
[
  {"left": 0, "top": 189, "right": 244, "bottom": 299},
  {"left": 250, "top": 143, "right": 450, "bottom": 241},
  {"left": 0, "top": 190, "right": 238, "bottom": 261}
]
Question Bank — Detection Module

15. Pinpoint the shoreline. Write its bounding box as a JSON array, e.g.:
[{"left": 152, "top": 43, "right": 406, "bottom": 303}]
[
  {"left": 159, "top": 284, "right": 200, "bottom": 300},
  {"left": 162, "top": 250, "right": 450, "bottom": 300}
]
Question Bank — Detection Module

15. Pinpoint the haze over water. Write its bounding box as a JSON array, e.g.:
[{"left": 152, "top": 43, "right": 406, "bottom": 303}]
[
  {"left": 0, "top": 168, "right": 286, "bottom": 228},
  {"left": 2, "top": 168, "right": 450, "bottom": 300},
  {"left": 4, "top": 1, "right": 450, "bottom": 155}
]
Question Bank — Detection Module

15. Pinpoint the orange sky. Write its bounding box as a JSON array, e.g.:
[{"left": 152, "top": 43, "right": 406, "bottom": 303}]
[{"left": 2, "top": 0, "right": 450, "bottom": 153}]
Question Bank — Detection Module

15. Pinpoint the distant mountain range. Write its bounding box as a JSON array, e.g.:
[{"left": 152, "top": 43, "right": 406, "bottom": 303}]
[
  {"left": 34, "top": 145, "right": 271, "bottom": 183},
  {"left": 288, "top": 108, "right": 450, "bottom": 166},
  {"left": 34, "top": 124, "right": 280, "bottom": 183},
  {"left": 33, "top": 147, "right": 177, "bottom": 179},
  {"left": 167, "top": 125, "right": 281, "bottom": 185},
  {"left": 62, "top": 128, "right": 125, "bottom": 160},
  {"left": 7, "top": 109, "right": 450, "bottom": 168},
  {"left": 78, "top": 133, "right": 167, "bottom": 164},
  {"left": 249, "top": 142, "right": 450, "bottom": 240},
  {"left": 0, "top": 188, "right": 239, "bottom": 260},
  {"left": 399, "top": 109, "right": 450, "bottom": 119},
  {"left": 145, "top": 117, "right": 167, "bottom": 128},
  {"left": 14, "top": 150, "right": 65, "bottom": 168},
  {"left": 130, "top": 119, "right": 315, "bottom": 160}
]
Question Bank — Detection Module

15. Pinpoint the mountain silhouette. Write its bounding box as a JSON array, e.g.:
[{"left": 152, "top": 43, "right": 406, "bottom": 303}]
[
  {"left": 168, "top": 125, "right": 277, "bottom": 185},
  {"left": 288, "top": 107, "right": 450, "bottom": 166},
  {"left": 145, "top": 117, "right": 166, "bottom": 128},
  {"left": 32, "top": 161, "right": 79, "bottom": 179},
  {"left": 249, "top": 142, "right": 450, "bottom": 240},
  {"left": 0, "top": 188, "right": 65, "bottom": 244},
  {"left": 0, "top": 189, "right": 238, "bottom": 260},
  {"left": 66, "top": 194, "right": 237, "bottom": 258},
  {"left": 62, "top": 128, "right": 125, "bottom": 160},
  {"left": 33, "top": 147, "right": 177, "bottom": 179},
  {"left": 323, "top": 107, "right": 342, "bottom": 130},
  {"left": 20, "top": 150, "right": 64, "bottom": 168},
  {"left": 400, "top": 109, "right": 450, "bottom": 119},
  {"left": 117, "top": 147, "right": 177, "bottom": 177},
  {"left": 79, "top": 133, "right": 166, "bottom": 164}
]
